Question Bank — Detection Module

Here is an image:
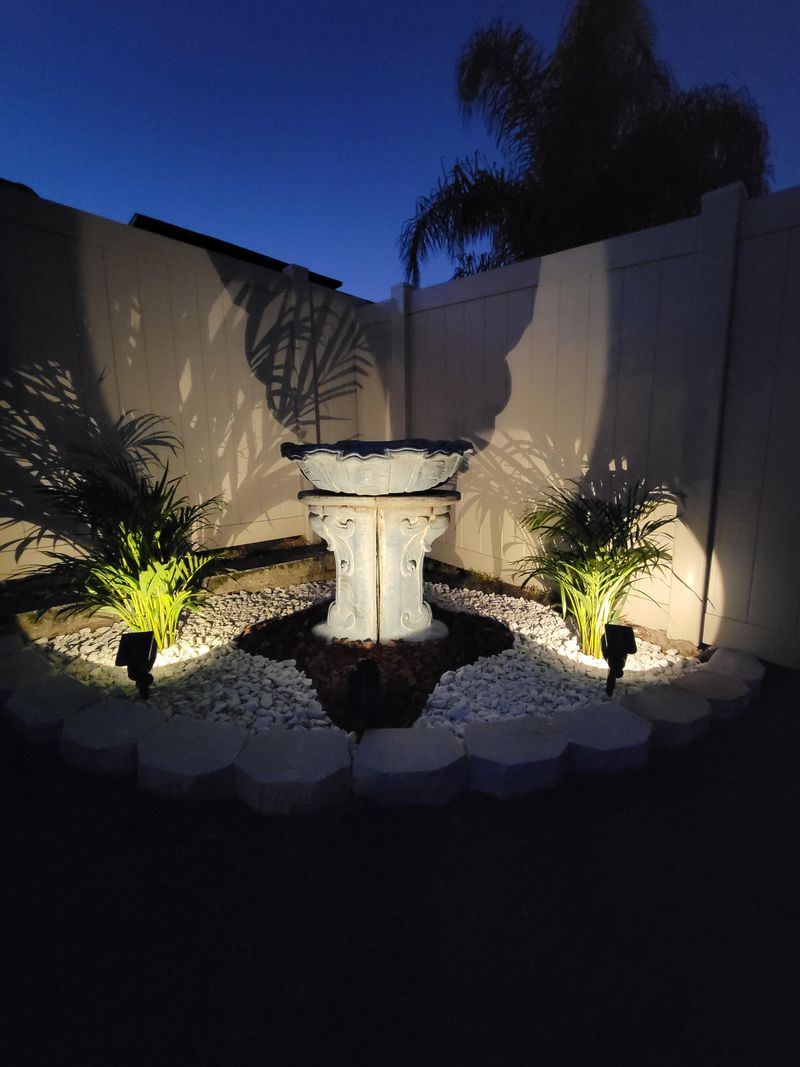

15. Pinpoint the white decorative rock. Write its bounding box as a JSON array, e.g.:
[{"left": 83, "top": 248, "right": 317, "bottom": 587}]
[
  {"left": 559, "top": 701, "right": 652, "bottom": 773},
  {"left": 704, "top": 648, "right": 765, "bottom": 697},
  {"left": 235, "top": 727, "right": 351, "bottom": 815},
  {"left": 60, "top": 697, "right": 165, "bottom": 776},
  {"left": 621, "top": 685, "right": 712, "bottom": 748},
  {"left": 2, "top": 674, "right": 99, "bottom": 743},
  {"left": 0, "top": 648, "right": 57, "bottom": 694},
  {"left": 673, "top": 670, "right": 750, "bottom": 719},
  {"left": 137, "top": 716, "right": 247, "bottom": 799},
  {"left": 464, "top": 717, "right": 568, "bottom": 798},
  {"left": 353, "top": 728, "right": 467, "bottom": 805}
]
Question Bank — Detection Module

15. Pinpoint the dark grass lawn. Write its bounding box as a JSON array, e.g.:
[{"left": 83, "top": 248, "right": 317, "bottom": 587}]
[{"left": 3, "top": 667, "right": 799, "bottom": 1066}]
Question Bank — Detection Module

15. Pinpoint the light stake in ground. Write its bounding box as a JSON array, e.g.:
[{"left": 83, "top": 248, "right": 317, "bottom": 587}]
[
  {"left": 115, "top": 631, "right": 157, "bottom": 699},
  {"left": 602, "top": 624, "right": 637, "bottom": 697},
  {"left": 347, "top": 657, "right": 383, "bottom": 729}
]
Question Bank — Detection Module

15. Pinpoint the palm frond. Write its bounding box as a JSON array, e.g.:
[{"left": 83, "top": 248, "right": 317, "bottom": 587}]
[
  {"left": 30, "top": 410, "right": 224, "bottom": 648},
  {"left": 399, "top": 156, "right": 521, "bottom": 285},
  {"left": 457, "top": 20, "right": 544, "bottom": 170},
  {"left": 517, "top": 478, "right": 677, "bottom": 657},
  {"left": 400, "top": 0, "right": 769, "bottom": 280}
]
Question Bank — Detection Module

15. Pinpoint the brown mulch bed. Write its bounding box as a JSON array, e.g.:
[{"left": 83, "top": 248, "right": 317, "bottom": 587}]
[{"left": 236, "top": 600, "right": 513, "bottom": 733}]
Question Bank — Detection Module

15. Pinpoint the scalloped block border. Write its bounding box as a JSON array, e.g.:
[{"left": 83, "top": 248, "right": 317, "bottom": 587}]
[{"left": 2, "top": 641, "right": 760, "bottom": 813}]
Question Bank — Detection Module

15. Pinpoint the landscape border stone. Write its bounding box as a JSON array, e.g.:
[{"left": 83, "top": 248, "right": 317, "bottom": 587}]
[
  {"left": 559, "top": 701, "right": 653, "bottom": 774},
  {"left": 138, "top": 716, "right": 248, "bottom": 799},
  {"left": 463, "top": 717, "right": 568, "bottom": 798},
  {"left": 673, "top": 669, "right": 751, "bottom": 719},
  {"left": 61, "top": 697, "right": 165, "bottom": 776},
  {"left": 704, "top": 648, "right": 765, "bottom": 697},
  {"left": 235, "top": 726, "right": 352, "bottom": 814},
  {"left": 353, "top": 727, "right": 468, "bottom": 805},
  {"left": 1, "top": 648, "right": 58, "bottom": 692},
  {"left": 2, "top": 674, "right": 100, "bottom": 744},
  {"left": 0, "top": 620, "right": 765, "bottom": 812},
  {"left": 620, "top": 685, "right": 712, "bottom": 748}
]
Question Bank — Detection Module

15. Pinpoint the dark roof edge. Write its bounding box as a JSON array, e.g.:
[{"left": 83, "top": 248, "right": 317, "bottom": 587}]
[{"left": 128, "top": 213, "right": 342, "bottom": 290}]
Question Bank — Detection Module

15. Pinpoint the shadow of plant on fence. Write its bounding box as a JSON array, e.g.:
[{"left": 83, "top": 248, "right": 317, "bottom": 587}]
[
  {"left": 0, "top": 361, "right": 125, "bottom": 566},
  {"left": 220, "top": 264, "right": 371, "bottom": 443},
  {"left": 452, "top": 425, "right": 679, "bottom": 599}
]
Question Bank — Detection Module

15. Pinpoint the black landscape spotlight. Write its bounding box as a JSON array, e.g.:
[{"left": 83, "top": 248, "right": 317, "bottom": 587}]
[
  {"left": 601, "top": 623, "right": 637, "bottom": 698},
  {"left": 347, "top": 657, "right": 382, "bottom": 729},
  {"left": 115, "top": 631, "right": 157, "bottom": 699}
]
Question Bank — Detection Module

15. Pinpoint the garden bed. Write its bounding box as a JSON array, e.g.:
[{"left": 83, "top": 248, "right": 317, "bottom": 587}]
[
  {"left": 236, "top": 600, "right": 514, "bottom": 733},
  {"left": 34, "top": 580, "right": 700, "bottom": 738}
]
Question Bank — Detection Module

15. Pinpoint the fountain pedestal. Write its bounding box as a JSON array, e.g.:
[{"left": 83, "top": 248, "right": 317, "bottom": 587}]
[{"left": 302, "top": 492, "right": 458, "bottom": 642}]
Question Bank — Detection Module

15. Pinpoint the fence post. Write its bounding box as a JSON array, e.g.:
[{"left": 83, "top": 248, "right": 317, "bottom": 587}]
[
  {"left": 666, "top": 183, "right": 746, "bottom": 645},
  {"left": 388, "top": 282, "right": 414, "bottom": 438}
]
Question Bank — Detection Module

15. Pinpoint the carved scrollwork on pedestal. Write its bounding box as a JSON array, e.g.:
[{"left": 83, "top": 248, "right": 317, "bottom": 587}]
[
  {"left": 302, "top": 493, "right": 455, "bottom": 643},
  {"left": 308, "top": 502, "right": 377, "bottom": 640},
  {"left": 380, "top": 504, "right": 452, "bottom": 640}
]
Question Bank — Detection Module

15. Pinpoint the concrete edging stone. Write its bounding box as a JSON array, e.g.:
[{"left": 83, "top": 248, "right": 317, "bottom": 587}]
[
  {"left": 353, "top": 728, "right": 468, "bottom": 805},
  {"left": 138, "top": 715, "right": 248, "bottom": 800},
  {"left": 463, "top": 717, "right": 568, "bottom": 798},
  {"left": 0, "top": 641, "right": 764, "bottom": 812},
  {"left": 61, "top": 697, "right": 166, "bottom": 777},
  {"left": 235, "top": 726, "right": 352, "bottom": 815},
  {"left": 673, "top": 669, "right": 751, "bottom": 719},
  {"left": 2, "top": 673, "right": 100, "bottom": 744},
  {"left": 620, "top": 685, "right": 712, "bottom": 748},
  {"left": 558, "top": 701, "right": 653, "bottom": 774}
]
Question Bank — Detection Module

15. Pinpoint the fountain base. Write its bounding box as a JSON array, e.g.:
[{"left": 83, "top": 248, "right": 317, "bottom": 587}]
[{"left": 301, "top": 491, "right": 459, "bottom": 643}]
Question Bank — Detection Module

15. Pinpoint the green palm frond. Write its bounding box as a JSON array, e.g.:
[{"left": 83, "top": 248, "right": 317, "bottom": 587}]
[
  {"left": 32, "top": 410, "right": 225, "bottom": 649},
  {"left": 517, "top": 479, "right": 677, "bottom": 658}
]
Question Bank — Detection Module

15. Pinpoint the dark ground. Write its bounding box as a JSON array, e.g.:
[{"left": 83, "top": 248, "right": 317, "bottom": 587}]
[
  {"left": 2, "top": 665, "right": 799, "bottom": 1067},
  {"left": 237, "top": 600, "right": 514, "bottom": 732}
]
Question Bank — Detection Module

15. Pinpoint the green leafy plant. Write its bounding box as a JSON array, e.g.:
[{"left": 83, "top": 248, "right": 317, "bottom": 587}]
[
  {"left": 516, "top": 479, "right": 677, "bottom": 659},
  {"left": 34, "top": 412, "right": 222, "bottom": 649}
]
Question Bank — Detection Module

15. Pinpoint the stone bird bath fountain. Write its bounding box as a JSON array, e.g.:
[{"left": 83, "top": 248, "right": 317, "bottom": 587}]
[{"left": 281, "top": 439, "right": 473, "bottom": 643}]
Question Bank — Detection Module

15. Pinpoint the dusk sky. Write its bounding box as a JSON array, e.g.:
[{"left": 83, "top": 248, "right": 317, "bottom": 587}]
[{"left": 3, "top": 0, "right": 799, "bottom": 301}]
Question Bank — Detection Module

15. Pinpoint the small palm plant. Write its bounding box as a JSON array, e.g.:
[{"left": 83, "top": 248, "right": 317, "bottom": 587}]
[
  {"left": 35, "top": 412, "right": 222, "bottom": 650},
  {"left": 516, "top": 479, "right": 677, "bottom": 659}
]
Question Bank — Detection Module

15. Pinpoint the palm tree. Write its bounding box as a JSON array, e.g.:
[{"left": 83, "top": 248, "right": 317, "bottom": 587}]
[{"left": 400, "top": 0, "right": 770, "bottom": 285}]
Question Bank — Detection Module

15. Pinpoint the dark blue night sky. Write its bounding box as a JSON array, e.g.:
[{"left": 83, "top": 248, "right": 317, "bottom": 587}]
[{"left": 3, "top": 0, "right": 798, "bottom": 300}]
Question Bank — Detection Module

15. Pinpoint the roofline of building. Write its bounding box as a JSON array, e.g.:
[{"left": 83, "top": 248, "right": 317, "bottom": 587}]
[{"left": 128, "top": 213, "right": 342, "bottom": 290}]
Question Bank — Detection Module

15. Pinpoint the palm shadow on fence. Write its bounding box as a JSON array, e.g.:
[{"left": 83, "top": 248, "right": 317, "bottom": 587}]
[
  {"left": 454, "top": 426, "right": 669, "bottom": 584},
  {"left": 0, "top": 361, "right": 120, "bottom": 566},
  {"left": 212, "top": 260, "right": 371, "bottom": 444}
]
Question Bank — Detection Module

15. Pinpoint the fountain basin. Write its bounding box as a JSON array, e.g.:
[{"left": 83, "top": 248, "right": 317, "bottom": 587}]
[
  {"left": 280, "top": 438, "right": 472, "bottom": 495},
  {"left": 282, "top": 439, "right": 472, "bottom": 642}
]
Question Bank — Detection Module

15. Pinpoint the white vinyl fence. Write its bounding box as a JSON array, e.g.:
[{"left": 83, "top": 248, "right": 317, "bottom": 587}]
[
  {"left": 2, "top": 180, "right": 799, "bottom": 666},
  {"left": 358, "top": 184, "right": 800, "bottom": 667},
  {"left": 0, "top": 185, "right": 370, "bottom": 577}
]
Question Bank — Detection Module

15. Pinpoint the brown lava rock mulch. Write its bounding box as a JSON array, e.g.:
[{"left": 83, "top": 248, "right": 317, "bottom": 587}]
[{"left": 236, "top": 601, "right": 514, "bottom": 734}]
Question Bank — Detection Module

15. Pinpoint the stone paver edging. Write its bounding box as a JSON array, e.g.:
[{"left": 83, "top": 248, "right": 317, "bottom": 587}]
[
  {"left": 0, "top": 638, "right": 764, "bottom": 814},
  {"left": 236, "top": 727, "right": 352, "bottom": 814},
  {"left": 353, "top": 728, "right": 467, "bottom": 805},
  {"left": 61, "top": 697, "right": 166, "bottom": 776},
  {"left": 138, "top": 716, "right": 248, "bottom": 800}
]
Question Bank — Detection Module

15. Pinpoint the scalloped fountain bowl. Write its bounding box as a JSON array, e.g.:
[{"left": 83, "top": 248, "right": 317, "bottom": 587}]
[
  {"left": 280, "top": 438, "right": 473, "bottom": 495},
  {"left": 281, "top": 439, "right": 474, "bottom": 642}
]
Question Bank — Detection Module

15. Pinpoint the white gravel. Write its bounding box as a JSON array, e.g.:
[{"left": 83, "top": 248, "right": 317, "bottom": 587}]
[{"left": 36, "top": 580, "right": 698, "bottom": 738}]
